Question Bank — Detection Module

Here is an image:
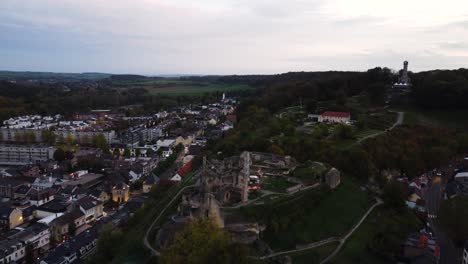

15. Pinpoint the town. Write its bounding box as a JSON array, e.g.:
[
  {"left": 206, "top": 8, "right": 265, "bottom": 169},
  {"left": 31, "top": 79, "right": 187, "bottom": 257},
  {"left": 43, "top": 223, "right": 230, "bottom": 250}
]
[
  {"left": 0, "top": 62, "right": 467, "bottom": 264},
  {"left": 2, "top": 1, "right": 468, "bottom": 263}
]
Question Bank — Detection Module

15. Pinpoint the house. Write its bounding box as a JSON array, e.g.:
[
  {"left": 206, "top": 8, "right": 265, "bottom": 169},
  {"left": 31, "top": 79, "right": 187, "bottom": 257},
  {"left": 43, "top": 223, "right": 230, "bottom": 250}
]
[
  {"left": 170, "top": 174, "right": 182, "bottom": 182},
  {"left": 156, "top": 139, "right": 176, "bottom": 149},
  {"left": 188, "top": 144, "right": 203, "bottom": 156},
  {"left": 143, "top": 175, "right": 160, "bottom": 193},
  {"left": 19, "top": 164, "right": 42, "bottom": 177},
  {"left": 32, "top": 176, "right": 62, "bottom": 191},
  {"left": 36, "top": 200, "right": 71, "bottom": 219},
  {"left": 463, "top": 241, "right": 468, "bottom": 264},
  {"left": 21, "top": 205, "right": 37, "bottom": 223},
  {"left": 9, "top": 223, "right": 51, "bottom": 257},
  {"left": 50, "top": 209, "right": 86, "bottom": 243},
  {"left": 0, "top": 239, "right": 26, "bottom": 264},
  {"left": 0, "top": 205, "right": 23, "bottom": 231},
  {"left": 158, "top": 146, "right": 173, "bottom": 158},
  {"left": 40, "top": 225, "right": 99, "bottom": 264},
  {"left": 75, "top": 197, "right": 103, "bottom": 223},
  {"left": 88, "top": 189, "right": 110, "bottom": 203},
  {"left": 128, "top": 170, "right": 142, "bottom": 183},
  {"left": 13, "top": 184, "right": 32, "bottom": 200},
  {"left": 402, "top": 232, "right": 439, "bottom": 263},
  {"left": 0, "top": 177, "right": 25, "bottom": 198},
  {"left": 318, "top": 112, "right": 351, "bottom": 124},
  {"left": 27, "top": 188, "right": 55, "bottom": 206},
  {"left": 57, "top": 186, "right": 84, "bottom": 202},
  {"left": 455, "top": 172, "right": 468, "bottom": 188},
  {"left": 226, "top": 115, "right": 237, "bottom": 124},
  {"left": 112, "top": 182, "right": 130, "bottom": 203}
]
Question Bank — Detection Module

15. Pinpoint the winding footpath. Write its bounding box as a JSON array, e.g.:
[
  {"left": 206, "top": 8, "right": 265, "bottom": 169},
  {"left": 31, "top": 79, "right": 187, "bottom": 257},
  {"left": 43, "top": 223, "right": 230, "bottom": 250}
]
[
  {"left": 319, "top": 198, "right": 383, "bottom": 264},
  {"left": 347, "top": 111, "right": 404, "bottom": 149},
  {"left": 143, "top": 182, "right": 198, "bottom": 256},
  {"left": 256, "top": 198, "right": 383, "bottom": 261}
]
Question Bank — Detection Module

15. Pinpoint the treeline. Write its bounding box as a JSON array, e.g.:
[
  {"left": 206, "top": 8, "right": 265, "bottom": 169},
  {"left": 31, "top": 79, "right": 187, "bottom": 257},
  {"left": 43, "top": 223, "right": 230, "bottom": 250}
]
[
  {"left": 411, "top": 68, "right": 468, "bottom": 109},
  {"left": 0, "top": 81, "right": 230, "bottom": 122}
]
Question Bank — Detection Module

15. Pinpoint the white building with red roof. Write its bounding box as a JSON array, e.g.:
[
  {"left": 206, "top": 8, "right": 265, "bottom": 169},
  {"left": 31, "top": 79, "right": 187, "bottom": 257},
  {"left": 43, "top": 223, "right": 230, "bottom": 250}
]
[{"left": 318, "top": 111, "right": 351, "bottom": 124}]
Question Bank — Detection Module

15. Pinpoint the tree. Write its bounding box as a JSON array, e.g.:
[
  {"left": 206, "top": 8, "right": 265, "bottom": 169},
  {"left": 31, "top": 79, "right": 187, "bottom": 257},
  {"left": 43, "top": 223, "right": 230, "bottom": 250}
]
[
  {"left": 440, "top": 197, "right": 468, "bottom": 244},
  {"left": 66, "top": 133, "right": 75, "bottom": 145},
  {"left": 89, "top": 223, "right": 123, "bottom": 263},
  {"left": 53, "top": 148, "right": 66, "bottom": 162},
  {"left": 160, "top": 218, "right": 250, "bottom": 264},
  {"left": 113, "top": 148, "right": 120, "bottom": 156},
  {"left": 131, "top": 180, "right": 143, "bottom": 191},
  {"left": 25, "top": 131, "right": 36, "bottom": 143},
  {"left": 174, "top": 143, "right": 184, "bottom": 153},
  {"left": 156, "top": 148, "right": 164, "bottom": 157},
  {"left": 69, "top": 222, "right": 77, "bottom": 237},
  {"left": 14, "top": 131, "right": 25, "bottom": 142},
  {"left": 41, "top": 129, "right": 57, "bottom": 145},
  {"left": 382, "top": 181, "right": 407, "bottom": 211},
  {"left": 135, "top": 149, "right": 141, "bottom": 157},
  {"left": 123, "top": 148, "right": 131, "bottom": 158},
  {"left": 334, "top": 124, "right": 355, "bottom": 140},
  {"left": 92, "top": 134, "right": 109, "bottom": 153},
  {"left": 146, "top": 148, "right": 154, "bottom": 157}
]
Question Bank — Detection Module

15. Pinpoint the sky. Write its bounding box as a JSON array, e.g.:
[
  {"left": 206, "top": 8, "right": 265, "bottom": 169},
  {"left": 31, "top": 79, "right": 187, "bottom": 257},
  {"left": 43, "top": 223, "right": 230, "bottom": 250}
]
[{"left": 1, "top": 0, "right": 468, "bottom": 75}]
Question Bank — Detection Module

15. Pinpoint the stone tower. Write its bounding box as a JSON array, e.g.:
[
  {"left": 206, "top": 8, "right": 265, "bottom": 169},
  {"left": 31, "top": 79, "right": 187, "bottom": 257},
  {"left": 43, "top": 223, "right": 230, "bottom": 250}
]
[{"left": 401, "top": 60, "right": 409, "bottom": 84}]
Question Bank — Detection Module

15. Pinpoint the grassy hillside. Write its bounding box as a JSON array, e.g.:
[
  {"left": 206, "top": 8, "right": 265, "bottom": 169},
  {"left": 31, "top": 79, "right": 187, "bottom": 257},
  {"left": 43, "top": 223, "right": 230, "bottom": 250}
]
[
  {"left": 235, "top": 177, "right": 372, "bottom": 250},
  {"left": 329, "top": 207, "right": 422, "bottom": 264}
]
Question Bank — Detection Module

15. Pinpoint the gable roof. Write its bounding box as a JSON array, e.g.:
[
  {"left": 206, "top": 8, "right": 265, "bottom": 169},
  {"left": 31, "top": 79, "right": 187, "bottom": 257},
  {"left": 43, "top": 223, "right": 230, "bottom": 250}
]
[
  {"left": 321, "top": 111, "right": 351, "bottom": 118},
  {"left": 76, "top": 196, "right": 102, "bottom": 210}
]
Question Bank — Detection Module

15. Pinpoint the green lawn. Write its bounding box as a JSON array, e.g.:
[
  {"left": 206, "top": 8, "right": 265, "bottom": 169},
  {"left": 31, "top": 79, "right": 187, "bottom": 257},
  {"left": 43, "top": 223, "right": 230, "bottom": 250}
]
[
  {"left": 329, "top": 207, "right": 423, "bottom": 264},
  {"left": 291, "top": 242, "right": 339, "bottom": 264},
  {"left": 239, "top": 177, "right": 372, "bottom": 250},
  {"left": 293, "top": 164, "right": 328, "bottom": 185},
  {"left": 262, "top": 176, "right": 297, "bottom": 193}
]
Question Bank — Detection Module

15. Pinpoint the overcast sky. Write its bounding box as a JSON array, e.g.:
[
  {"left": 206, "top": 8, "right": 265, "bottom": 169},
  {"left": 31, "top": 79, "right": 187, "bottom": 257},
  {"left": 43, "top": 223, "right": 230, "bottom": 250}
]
[{"left": 1, "top": 0, "right": 468, "bottom": 75}]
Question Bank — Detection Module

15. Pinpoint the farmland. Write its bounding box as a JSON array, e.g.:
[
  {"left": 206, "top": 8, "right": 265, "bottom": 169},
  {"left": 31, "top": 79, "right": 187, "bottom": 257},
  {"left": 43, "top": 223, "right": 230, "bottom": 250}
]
[{"left": 111, "top": 78, "right": 254, "bottom": 96}]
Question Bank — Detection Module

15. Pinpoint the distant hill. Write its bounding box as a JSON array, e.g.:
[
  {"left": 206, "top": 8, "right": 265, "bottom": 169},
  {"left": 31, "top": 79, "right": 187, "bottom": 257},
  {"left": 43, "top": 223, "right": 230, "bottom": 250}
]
[
  {"left": 109, "top": 74, "right": 149, "bottom": 81},
  {"left": 0, "top": 71, "right": 112, "bottom": 81}
]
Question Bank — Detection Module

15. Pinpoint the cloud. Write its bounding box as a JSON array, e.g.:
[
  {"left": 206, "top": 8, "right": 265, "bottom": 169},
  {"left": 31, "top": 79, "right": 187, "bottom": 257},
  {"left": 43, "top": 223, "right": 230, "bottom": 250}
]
[{"left": 0, "top": 0, "right": 467, "bottom": 74}]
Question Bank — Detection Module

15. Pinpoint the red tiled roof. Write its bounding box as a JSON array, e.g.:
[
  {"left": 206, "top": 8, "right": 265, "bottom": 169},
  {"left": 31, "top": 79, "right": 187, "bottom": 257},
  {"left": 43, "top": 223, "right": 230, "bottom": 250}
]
[{"left": 321, "top": 111, "right": 350, "bottom": 118}]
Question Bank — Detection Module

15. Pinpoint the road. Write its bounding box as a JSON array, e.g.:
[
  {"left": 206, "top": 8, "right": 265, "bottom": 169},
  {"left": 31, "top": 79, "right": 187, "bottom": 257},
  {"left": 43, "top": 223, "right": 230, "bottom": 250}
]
[{"left": 425, "top": 181, "right": 458, "bottom": 264}]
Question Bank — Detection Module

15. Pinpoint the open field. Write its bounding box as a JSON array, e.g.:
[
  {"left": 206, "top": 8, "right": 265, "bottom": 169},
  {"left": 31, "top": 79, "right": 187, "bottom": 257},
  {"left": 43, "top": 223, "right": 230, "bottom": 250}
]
[
  {"left": 145, "top": 83, "right": 253, "bottom": 96},
  {"left": 237, "top": 177, "right": 372, "bottom": 250},
  {"left": 112, "top": 78, "right": 254, "bottom": 96}
]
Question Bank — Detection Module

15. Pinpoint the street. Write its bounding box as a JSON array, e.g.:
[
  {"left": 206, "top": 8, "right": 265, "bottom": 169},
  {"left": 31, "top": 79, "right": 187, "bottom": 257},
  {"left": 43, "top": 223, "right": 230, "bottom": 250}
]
[{"left": 425, "top": 180, "right": 458, "bottom": 264}]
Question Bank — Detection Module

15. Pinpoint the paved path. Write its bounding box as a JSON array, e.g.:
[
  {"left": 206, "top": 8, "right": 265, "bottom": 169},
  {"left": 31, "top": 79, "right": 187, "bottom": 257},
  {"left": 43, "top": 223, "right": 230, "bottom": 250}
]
[{"left": 256, "top": 198, "right": 383, "bottom": 261}]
